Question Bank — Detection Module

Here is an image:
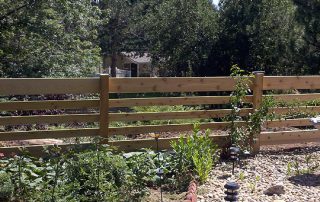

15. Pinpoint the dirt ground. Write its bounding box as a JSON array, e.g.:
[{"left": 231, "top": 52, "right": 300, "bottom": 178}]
[{"left": 142, "top": 188, "right": 186, "bottom": 202}]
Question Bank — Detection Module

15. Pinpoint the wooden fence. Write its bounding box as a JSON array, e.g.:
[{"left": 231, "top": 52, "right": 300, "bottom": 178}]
[{"left": 1, "top": 73, "right": 320, "bottom": 155}]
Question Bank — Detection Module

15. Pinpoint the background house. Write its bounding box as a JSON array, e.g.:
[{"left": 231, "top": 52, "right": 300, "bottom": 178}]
[{"left": 101, "top": 52, "right": 155, "bottom": 77}]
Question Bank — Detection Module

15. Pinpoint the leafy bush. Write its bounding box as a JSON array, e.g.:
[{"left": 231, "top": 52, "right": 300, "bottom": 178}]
[
  {"left": 227, "top": 65, "right": 275, "bottom": 151},
  {"left": 171, "top": 123, "right": 220, "bottom": 184},
  {"left": 0, "top": 145, "right": 153, "bottom": 202},
  {"left": 124, "top": 150, "right": 157, "bottom": 193},
  {"left": 63, "top": 149, "right": 138, "bottom": 201},
  {"left": 0, "top": 171, "right": 13, "bottom": 201},
  {"left": 1, "top": 148, "right": 45, "bottom": 201},
  {"left": 0, "top": 127, "right": 222, "bottom": 201}
]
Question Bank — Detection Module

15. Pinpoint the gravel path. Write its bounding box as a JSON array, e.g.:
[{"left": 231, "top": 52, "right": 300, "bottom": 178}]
[{"left": 198, "top": 145, "right": 320, "bottom": 202}]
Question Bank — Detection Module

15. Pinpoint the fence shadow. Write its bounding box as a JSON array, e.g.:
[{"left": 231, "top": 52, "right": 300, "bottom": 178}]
[{"left": 288, "top": 173, "right": 320, "bottom": 187}]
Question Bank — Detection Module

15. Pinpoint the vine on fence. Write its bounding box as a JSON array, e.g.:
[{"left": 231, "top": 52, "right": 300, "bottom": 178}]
[
  {"left": 228, "top": 65, "right": 275, "bottom": 152},
  {"left": 228, "top": 65, "right": 253, "bottom": 149}
]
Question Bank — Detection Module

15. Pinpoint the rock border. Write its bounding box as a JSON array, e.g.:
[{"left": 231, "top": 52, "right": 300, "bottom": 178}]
[{"left": 184, "top": 180, "right": 197, "bottom": 202}]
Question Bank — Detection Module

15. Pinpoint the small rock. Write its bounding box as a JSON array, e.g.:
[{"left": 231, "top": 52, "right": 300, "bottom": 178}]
[
  {"left": 264, "top": 184, "right": 285, "bottom": 196},
  {"left": 273, "top": 200, "right": 285, "bottom": 202},
  {"left": 207, "top": 193, "right": 213, "bottom": 198},
  {"left": 197, "top": 195, "right": 204, "bottom": 199}
]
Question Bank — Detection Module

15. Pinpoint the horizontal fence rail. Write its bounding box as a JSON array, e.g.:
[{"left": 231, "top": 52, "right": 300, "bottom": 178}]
[
  {"left": 108, "top": 77, "right": 241, "bottom": 93},
  {"left": 0, "top": 78, "right": 100, "bottom": 95},
  {"left": 1, "top": 74, "right": 320, "bottom": 155},
  {"left": 0, "top": 134, "right": 229, "bottom": 156},
  {"left": 263, "top": 76, "right": 320, "bottom": 90},
  {"left": 0, "top": 100, "right": 100, "bottom": 111},
  {"left": 0, "top": 128, "right": 99, "bottom": 141},
  {"left": 260, "top": 130, "right": 320, "bottom": 145},
  {"left": 109, "top": 96, "right": 253, "bottom": 107},
  {"left": 0, "top": 114, "right": 99, "bottom": 125},
  {"left": 268, "top": 93, "right": 320, "bottom": 102},
  {"left": 109, "top": 108, "right": 252, "bottom": 122}
]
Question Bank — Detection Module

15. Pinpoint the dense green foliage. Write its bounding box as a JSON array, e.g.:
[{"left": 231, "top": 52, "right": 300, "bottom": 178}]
[
  {"left": 0, "top": 0, "right": 319, "bottom": 77},
  {"left": 0, "top": 131, "right": 219, "bottom": 201},
  {"left": 208, "top": 0, "right": 302, "bottom": 75},
  {"left": 0, "top": 0, "right": 101, "bottom": 77},
  {"left": 293, "top": 0, "right": 320, "bottom": 74},
  {"left": 0, "top": 145, "right": 152, "bottom": 201},
  {"left": 141, "top": 0, "right": 218, "bottom": 76}
]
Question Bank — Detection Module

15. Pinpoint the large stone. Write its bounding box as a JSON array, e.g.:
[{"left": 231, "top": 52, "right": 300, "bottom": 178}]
[{"left": 263, "top": 184, "right": 285, "bottom": 196}]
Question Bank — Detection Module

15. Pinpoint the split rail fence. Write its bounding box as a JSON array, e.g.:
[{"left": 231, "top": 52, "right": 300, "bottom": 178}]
[{"left": 1, "top": 73, "right": 320, "bottom": 155}]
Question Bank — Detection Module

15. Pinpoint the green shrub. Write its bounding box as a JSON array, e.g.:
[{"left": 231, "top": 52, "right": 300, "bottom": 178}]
[
  {"left": 227, "top": 65, "right": 275, "bottom": 151},
  {"left": 0, "top": 132, "right": 222, "bottom": 201},
  {"left": 0, "top": 145, "right": 152, "bottom": 202},
  {"left": 0, "top": 171, "right": 13, "bottom": 201},
  {"left": 171, "top": 123, "right": 220, "bottom": 184},
  {"left": 2, "top": 149, "right": 45, "bottom": 201},
  {"left": 62, "top": 148, "right": 150, "bottom": 202},
  {"left": 124, "top": 150, "right": 157, "bottom": 195}
]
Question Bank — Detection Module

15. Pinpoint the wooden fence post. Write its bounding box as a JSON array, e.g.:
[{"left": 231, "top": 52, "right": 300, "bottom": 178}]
[
  {"left": 252, "top": 71, "right": 264, "bottom": 154},
  {"left": 99, "top": 74, "right": 109, "bottom": 143}
]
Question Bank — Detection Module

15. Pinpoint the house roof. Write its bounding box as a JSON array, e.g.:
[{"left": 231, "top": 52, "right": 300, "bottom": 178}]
[{"left": 121, "top": 52, "right": 151, "bottom": 64}]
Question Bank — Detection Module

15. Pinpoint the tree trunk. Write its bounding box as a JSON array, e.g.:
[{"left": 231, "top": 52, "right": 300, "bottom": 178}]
[{"left": 110, "top": 52, "right": 117, "bottom": 77}]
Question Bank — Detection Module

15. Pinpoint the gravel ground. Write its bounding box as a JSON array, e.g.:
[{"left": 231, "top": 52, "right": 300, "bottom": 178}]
[
  {"left": 198, "top": 144, "right": 320, "bottom": 202},
  {"left": 142, "top": 189, "right": 186, "bottom": 202}
]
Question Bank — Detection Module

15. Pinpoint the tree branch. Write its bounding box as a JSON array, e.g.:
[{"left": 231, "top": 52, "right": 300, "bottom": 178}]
[{"left": 0, "top": 3, "right": 28, "bottom": 21}]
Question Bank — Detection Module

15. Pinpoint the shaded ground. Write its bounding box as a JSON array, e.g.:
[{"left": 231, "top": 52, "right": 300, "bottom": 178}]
[{"left": 142, "top": 189, "right": 186, "bottom": 202}]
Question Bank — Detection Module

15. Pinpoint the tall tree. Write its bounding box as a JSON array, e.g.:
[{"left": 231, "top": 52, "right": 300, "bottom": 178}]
[
  {"left": 99, "top": 0, "right": 146, "bottom": 77},
  {"left": 142, "top": 0, "right": 219, "bottom": 76},
  {"left": 294, "top": 0, "right": 320, "bottom": 74},
  {"left": 207, "top": 0, "right": 301, "bottom": 75},
  {"left": 0, "top": 0, "right": 101, "bottom": 78}
]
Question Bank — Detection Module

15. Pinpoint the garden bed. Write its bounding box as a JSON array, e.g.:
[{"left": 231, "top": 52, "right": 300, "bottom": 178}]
[{"left": 0, "top": 126, "right": 219, "bottom": 202}]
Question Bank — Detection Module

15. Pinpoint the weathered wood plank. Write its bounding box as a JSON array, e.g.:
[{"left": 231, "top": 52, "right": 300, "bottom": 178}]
[
  {"left": 252, "top": 71, "right": 264, "bottom": 153},
  {"left": 270, "top": 106, "right": 320, "bottom": 115},
  {"left": 267, "top": 94, "right": 320, "bottom": 102},
  {"left": 260, "top": 130, "right": 320, "bottom": 145},
  {"left": 109, "top": 108, "right": 253, "bottom": 122},
  {"left": 265, "top": 118, "right": 312, "bottom": 128},
  {"left": 109, "top": 96, "right": 253, "bottom": 107},
  {"left": 0, "top": 134, "right": 230, "bottom": 156},
  {"left": 108, "top": 118, "right": 314, "bottom": 136},
  {"left": 263, "top": 76, "right": 320, "bottom": 90},
  {"left": 0, "top": 114, "right": 99, "bottom": 125},
  {"left": 109, "top": 134, "right": 229, "bottom": 152},
  {"left": 109, "top": 77, "right": 248, "bottom": 93},
  {"left": 99, "top": 74, "right": 109, "bottom": 142},
  {"left": 0, "top": 78, "right": 99, "bottom": 95},
  {"left": 0, "top": 100, "right": 99, "bottom": 111},
  {"left": 109, "top": 121, "right": 247, "bottom": 135},
  {"left": 0, "top": 128, "right": 99, "bottom": 141}
]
